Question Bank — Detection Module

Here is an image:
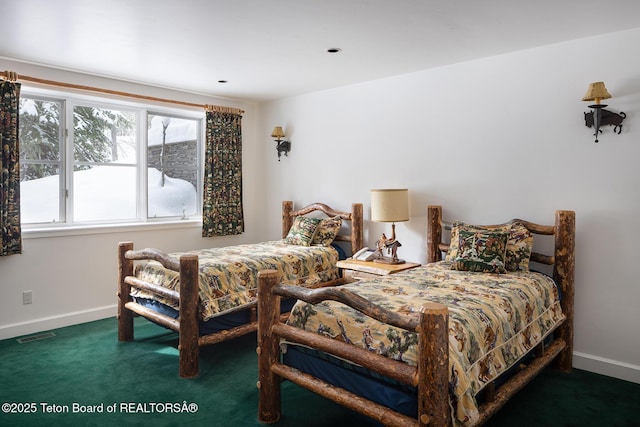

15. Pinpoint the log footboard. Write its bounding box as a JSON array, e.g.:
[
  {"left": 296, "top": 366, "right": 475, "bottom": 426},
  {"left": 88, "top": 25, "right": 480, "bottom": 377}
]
[
  {"left": 118, "top": 241, "right": 200, "bottom": 378},
  {"left": 257, "top": 269, "right": 451, "bottom": 426},
  {"left": 118, "top": 242, "right": 294, "bottom": 378}
]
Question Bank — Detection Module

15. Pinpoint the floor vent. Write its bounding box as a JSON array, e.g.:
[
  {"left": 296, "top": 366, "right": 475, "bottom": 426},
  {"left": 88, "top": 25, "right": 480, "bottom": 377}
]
[{"left": 16, "top": 332, "right": 56, "bottom": 344}]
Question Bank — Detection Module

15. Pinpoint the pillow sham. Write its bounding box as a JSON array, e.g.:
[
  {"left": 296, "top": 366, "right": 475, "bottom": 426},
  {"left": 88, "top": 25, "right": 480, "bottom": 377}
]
[
  {"left": 451, "top": 229, "right": 509, "bottom": 273},
  {"left": 503, "top": 222, "right": 534, "bottom": 271},
  {"left": 283, "top": 216, "right": 322, "bottom": 246},
  {"left": 311, "top": 215, "right": 342, "bottom": 246},
  {"left": 446, "top": 221, "right": 533, "bottom": 271}
]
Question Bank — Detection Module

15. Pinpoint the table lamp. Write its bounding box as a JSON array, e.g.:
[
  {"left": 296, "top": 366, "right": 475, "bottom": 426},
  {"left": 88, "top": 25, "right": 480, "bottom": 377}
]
[{"left": 370, "top": 189, "right": 409, "bottom": 264}]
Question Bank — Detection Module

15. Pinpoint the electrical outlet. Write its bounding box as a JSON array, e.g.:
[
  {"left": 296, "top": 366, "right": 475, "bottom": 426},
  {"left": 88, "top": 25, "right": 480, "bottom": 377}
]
[{"left": 23, "top": 290, "right": 33, "bottom": 305}]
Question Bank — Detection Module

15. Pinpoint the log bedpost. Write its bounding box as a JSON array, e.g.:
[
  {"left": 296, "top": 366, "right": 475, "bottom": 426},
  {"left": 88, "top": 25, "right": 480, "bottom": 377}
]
[
  {"left": 553, "top": 210, "right": 576, "bottom": 372},
  {"left": 282, "top": 201, "right": 294, "bottom": 239},
  {"left": 351, "top": 202, "right": 364, "bottom": 254},
  {"left": 178, "top": 254, "right": 200, "bottom": 378},
  {"left": 418, "top": 301, "right": 450, "bottom": 427},
  {"left": 427, "top": 205, "right": 443, "bottom": 263},
  {"left": 117, "top": 242, "right": 134, "bottom": 342},
  {"left": 257, "top": 269, "right": 282, "bottom": 424}
]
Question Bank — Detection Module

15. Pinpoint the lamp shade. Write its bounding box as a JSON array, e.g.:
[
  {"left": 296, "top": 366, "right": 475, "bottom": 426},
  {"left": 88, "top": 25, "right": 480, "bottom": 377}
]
[
  {"left": 582, "top": 82, "right": 611, "bottom": 103},
  {"left": 370, "top": 189, "right": 409, "bottom": 222},
  {"left": 271, "top": 126, "right": 285, "bottom": 138}
]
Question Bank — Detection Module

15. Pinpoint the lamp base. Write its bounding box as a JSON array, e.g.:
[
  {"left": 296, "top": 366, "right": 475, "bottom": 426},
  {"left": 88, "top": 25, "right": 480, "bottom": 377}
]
[{"left": 374, "top": 257, "right": 405, "bottom": 265}]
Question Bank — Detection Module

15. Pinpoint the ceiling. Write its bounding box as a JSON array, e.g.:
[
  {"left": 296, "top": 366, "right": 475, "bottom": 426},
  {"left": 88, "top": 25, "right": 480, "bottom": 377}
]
[{"left": 2, "top": 0, "right": 640, "bottom": 102}]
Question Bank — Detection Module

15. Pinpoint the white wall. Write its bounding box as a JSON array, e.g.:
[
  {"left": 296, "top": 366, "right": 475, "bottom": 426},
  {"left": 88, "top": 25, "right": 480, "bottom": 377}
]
[
  {"left": 0, "top": 59, "right": 267, "bottom": 339},
  {"left": 260, "top": 28, "right": 640, "bottom": 383}
]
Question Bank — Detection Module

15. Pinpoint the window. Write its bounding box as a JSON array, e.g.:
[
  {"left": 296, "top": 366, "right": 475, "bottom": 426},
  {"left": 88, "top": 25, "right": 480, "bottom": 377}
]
[
  {"left": 147, "top": 114, "right": 199, "bottom": 219},
  {"left": 19, "top": 96, "right": 64, "bottom": 223},
  {"left": 19, "top": 88, "right": 203, "bottom": 228},
  {"left": 72, "top": 104, "right": 137, "bottom": 222}
]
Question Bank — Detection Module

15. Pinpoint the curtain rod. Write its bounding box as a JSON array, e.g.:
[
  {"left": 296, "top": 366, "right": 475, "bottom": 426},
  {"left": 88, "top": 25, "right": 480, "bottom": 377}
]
[{"left": 1, "top": 70, "right": 244, "bottom": 115}]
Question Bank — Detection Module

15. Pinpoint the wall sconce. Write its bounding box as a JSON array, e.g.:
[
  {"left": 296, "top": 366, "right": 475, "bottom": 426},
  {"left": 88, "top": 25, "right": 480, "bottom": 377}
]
[
  {"left": 270, "top": 126, "right": 291, "bottom": 161},
  {"left": 370, "top": 189, "right": 409, "bottom": 264},
  {"left": 582, "top": 82, "right": 626, "bottom": 143}
]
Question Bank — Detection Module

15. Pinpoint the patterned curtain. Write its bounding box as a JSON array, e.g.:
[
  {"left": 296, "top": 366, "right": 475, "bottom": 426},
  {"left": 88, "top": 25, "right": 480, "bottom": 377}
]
[
  {"left": 202, "top": 108, "right": 244, "bottom": 237},
  {"left": 0, "top": 79, "right": 22, "bottom": 256}
]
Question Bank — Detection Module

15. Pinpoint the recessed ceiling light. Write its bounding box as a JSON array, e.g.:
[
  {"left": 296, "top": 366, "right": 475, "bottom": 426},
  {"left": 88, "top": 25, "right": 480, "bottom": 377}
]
[{"left": 326, "top": 48, "right": 342, "bottom": 53}]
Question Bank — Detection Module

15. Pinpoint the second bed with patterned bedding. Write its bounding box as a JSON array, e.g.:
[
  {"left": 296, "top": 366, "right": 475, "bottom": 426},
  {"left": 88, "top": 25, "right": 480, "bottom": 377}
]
[{"left": 257, "top": 205, "right": 575, "bottom": 426}]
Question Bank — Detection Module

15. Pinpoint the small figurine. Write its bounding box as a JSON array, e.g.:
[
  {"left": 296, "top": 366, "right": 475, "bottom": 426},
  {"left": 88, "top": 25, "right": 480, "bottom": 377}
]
[{"left": 375, "top": 232, "right": 404, "bottom": 264}]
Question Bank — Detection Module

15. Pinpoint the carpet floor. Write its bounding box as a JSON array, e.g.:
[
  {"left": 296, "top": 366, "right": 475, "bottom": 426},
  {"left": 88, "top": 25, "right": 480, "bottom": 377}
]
[{"left": 0, "top": 317, "right": 637, "bottom": 426}]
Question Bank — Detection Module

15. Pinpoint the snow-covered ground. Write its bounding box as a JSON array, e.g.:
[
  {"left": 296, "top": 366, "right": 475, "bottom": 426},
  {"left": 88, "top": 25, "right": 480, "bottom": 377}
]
[
  {"left": 20, "top": 166, "right": 197, "bottom": 223},
  {"left": 20, "top": 115, "right": 198, "bottom": 224}
]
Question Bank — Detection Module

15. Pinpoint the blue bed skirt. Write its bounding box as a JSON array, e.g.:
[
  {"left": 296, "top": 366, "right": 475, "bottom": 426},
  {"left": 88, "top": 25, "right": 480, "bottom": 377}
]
[
  {"left": 133, "top": 297, "right": 296, "bottom": 336},
  {"left": 283, "top": 344, "right": 417, "bottom": 424}
]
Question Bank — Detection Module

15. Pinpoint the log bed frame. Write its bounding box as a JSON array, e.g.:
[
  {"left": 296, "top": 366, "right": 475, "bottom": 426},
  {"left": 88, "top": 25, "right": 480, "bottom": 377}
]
[
  {"left": 256, "top": 205, "right": 575, "bottom": 426},
  {"left": 117, "top": 201, "right": 363, "bottom": 378}
]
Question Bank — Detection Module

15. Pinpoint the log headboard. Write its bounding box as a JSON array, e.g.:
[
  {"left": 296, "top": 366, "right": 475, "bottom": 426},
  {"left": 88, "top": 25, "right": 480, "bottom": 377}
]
[{"left": 281, "top": 201, "right": 364, "bottom": 255}]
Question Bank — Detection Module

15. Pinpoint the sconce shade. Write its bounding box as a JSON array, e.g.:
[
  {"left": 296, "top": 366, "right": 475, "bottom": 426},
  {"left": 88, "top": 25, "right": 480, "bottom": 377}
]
[
  {"left": 271, "top": 126, "right": 285, "bottom": 139},
  {"left": 370, "top": 189, "right": 409, "bottom": 222},
  {"left": 582, "top": 82, "right": 611, "bottom": 103}
]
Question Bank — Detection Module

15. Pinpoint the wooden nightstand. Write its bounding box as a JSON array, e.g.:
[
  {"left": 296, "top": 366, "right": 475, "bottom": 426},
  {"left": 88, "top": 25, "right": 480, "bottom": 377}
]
[{"left": 337, "top": 259, "right": 421, "bottom": 281}]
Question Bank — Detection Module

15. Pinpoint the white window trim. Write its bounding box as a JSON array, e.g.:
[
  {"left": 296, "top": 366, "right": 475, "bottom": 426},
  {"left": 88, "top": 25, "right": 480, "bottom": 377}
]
[{"left": 22, "top": 218, "right": 202, "bottom": 239}]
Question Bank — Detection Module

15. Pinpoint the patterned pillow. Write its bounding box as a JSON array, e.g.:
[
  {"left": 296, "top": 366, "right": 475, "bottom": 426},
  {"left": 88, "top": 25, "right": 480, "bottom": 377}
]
[
  {"left": 503, "top": 222, "right": 534, "bottom": 271},
  {"left": 311, "top": 216, "right": 342, "bottom": 246},
  {"left": 446, "top": 221, "right": 533, "bottom": 271},
  {"left": 451, "top": 229, "right": 509, "bottom": 273},
  {"left": 445, "top": 221, "right": 466, "bottom": 262},
  {"left": 283, "top": 216, "right": 322, "bottom": 246}
]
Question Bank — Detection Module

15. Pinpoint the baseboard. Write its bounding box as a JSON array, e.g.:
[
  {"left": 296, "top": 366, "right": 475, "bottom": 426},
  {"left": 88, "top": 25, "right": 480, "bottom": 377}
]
[
  {"left": 0, "top": 305, "right": 116, "bottom": 341},
  {"left": 573, "top": 351, "right": 640, "bottom": 384}
]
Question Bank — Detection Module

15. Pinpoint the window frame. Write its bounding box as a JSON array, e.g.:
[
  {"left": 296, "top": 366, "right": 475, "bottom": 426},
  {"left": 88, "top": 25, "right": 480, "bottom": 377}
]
[{"left": 20, "top": 86, "right": 205, "bottom": 237}]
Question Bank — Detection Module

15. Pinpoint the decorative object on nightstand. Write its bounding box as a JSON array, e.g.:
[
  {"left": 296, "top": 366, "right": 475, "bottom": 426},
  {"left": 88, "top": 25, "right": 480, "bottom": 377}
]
[
  {"left": 582, "top": 82, "right": 626, "bottom": 143},
  {"left": 270, "top": 126, "right": 291, "bottom": 160},
  {"left": 370, "top": 188, "right": 409, "bottom": 264}
]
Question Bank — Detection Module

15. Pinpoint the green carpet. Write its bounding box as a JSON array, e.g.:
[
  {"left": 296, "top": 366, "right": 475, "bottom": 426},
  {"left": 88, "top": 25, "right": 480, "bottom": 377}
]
[{"left": 0, "top": 318, "right": 637, "bottom": 426}]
